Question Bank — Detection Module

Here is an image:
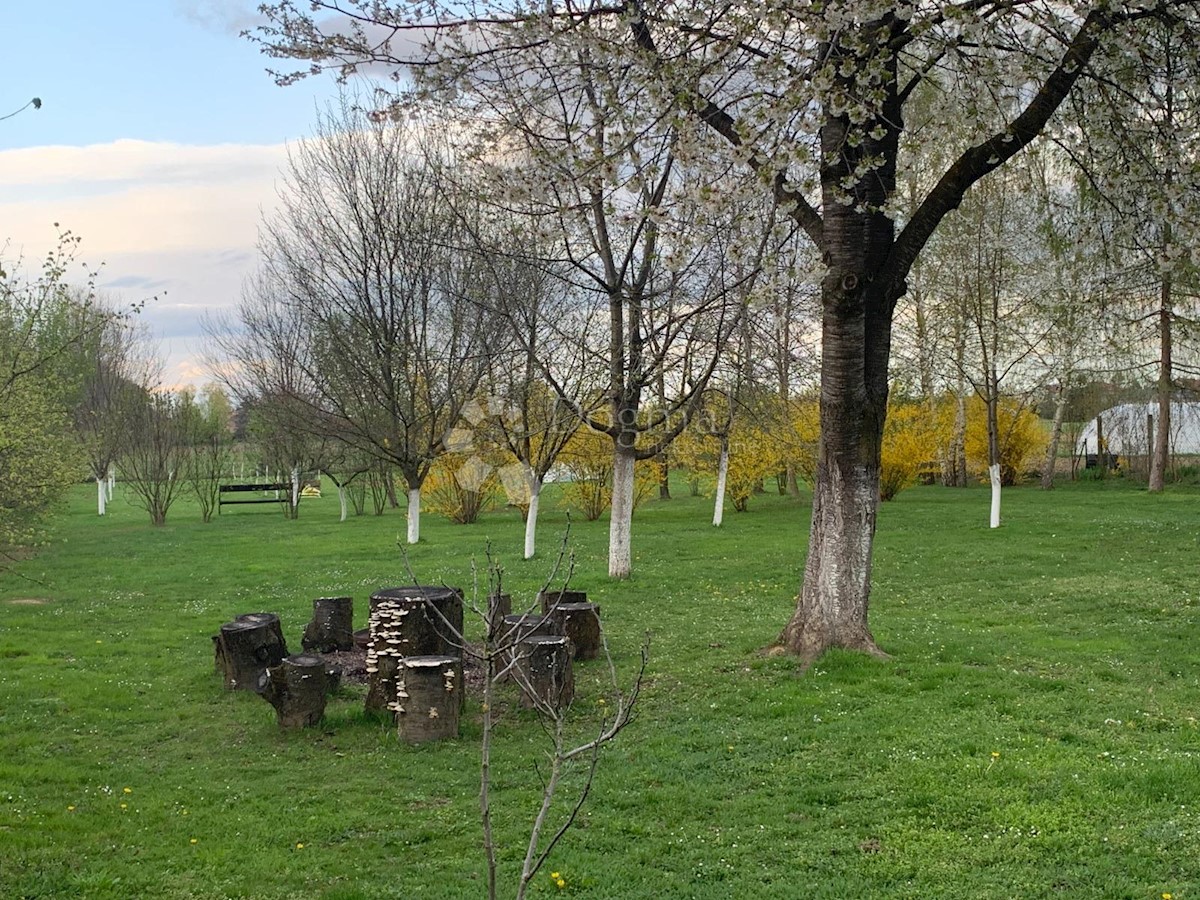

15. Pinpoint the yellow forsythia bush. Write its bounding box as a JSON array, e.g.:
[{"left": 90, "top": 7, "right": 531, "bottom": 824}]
[
  {"left": 880, "top": 402, "right": 942, "bottom": 501},
  {"left": 423, "top": 452, "right": 499, "bottom": 524},
  {"left": 558, "top": 428, "right": 657, "bottom": 521},
  {"left": 963, "top": 396, "right": 1047, "bottom": 485}
]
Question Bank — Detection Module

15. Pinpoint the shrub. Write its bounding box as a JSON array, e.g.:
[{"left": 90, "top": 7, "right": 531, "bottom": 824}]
[
  {"left": 964, "top": 397, "right": 1047, "bottom": 485},
  {"left": 423, "top": 453, "right": 499, "bottom": 524}
]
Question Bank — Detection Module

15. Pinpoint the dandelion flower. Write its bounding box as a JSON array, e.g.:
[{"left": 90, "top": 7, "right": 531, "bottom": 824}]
[
  {"left": 296, "top": 843, "right": 305, "bottom": 850},
  {"left": 556, "top": 878, "right": 566, "bottom": 889},
  {"left": 123, "top": 787, "right": 132, "bottom": 794},
  {"left": 551, "top": 873, "right": 560, "bottom": 879},
  {"left": 67, "top": 805, "right": 75, "bottom": 812},
  {"left": 1163, "top": 894, "right": 1173, "bottom": 900},
  {"left": 190, "top": 838, "right": 198, "bottom": 845},
  {"left": 119, "top": 803, "right": 127, "bottom": 810}
]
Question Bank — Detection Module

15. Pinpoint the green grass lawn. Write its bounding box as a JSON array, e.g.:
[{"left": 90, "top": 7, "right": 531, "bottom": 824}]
[{"left": 2, "top": 478, "right": 1199, "bottom": 899}]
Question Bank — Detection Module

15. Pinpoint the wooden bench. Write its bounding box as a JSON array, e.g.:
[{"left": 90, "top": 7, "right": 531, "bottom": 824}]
[{"left": 218, "top": 483, "right": 291, "bottom": 512}]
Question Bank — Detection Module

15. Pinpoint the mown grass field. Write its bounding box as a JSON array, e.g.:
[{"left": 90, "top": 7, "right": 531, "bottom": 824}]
[{"left": 2, "top": 477, "right": 1199, "bottom": 899}]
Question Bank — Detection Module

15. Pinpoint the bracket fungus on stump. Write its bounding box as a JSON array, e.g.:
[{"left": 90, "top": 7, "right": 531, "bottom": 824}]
[
  {"left": 365, "top": 586, "right": 462, "bottom": 716},
  {"left": 395, "top": 655, "right": 462, "bottom": 744}
]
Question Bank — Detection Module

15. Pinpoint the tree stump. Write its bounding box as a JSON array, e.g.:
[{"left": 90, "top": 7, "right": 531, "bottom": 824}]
[
  {"left": 301, "top": 596, "right": 354, "bottom": 652},
  {"left": 514, "top": 636, "right": 575, "bottom": 710},
  {"left": 549, "top": 602, "right": 602, "bottom": 661},
  {"left": 258, "top": 654, "right": 328, "bottom": 728},
  {"left": 538, "top": 589, "right": 588, "bottom": 614},
  {"left": 498, "top": 613, "right": 560, "bottom": 681},
  {"left": 365, "top": 586, "right": 463, "bottom": 715},
  {"left": 395, "top": 655, "right": 462, "bottom": 744},
  {"left": 215, "top": 613, "right": 288, "bottom": 691}
]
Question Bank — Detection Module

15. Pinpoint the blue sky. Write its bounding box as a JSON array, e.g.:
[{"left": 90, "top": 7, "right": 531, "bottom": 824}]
[
  {"left": 2, "top": 1, "right": 332, "bottom": 149},
  {"left": 2, "top": 1, "right": 349, "bottom": 388}
]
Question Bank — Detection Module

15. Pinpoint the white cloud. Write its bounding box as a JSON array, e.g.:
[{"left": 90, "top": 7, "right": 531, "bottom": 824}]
[{"left": 1, "top": 138, "right": 289, "bottom": 388}]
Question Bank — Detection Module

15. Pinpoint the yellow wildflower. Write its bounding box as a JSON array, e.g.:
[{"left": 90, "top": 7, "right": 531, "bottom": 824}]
[
  {"left": 123, "top": 787, "right": 132, "bottom": 794},
  {"left": 190, "top": 839, "right": 198, "bottom": 845},
  {"left": 296, "top": 843, "right": 305, "bottom": 850},
  {"left": 67, "top": 805, "right": 75, "bottom": 812}
]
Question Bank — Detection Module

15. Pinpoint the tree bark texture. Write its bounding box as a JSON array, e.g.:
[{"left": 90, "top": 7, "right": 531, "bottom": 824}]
[
  {"left": 712, "top": 439, "right": 729, "bottom": 527},
  {"left": 259, "top": 654, "right": 329, "bottom": 728},
  {"left": 215, "top": 613, "right": 288, "bottom": 691},
  {"left": 608, "top": 445, "right": 636, "bottom": 579},
  {"left": 514, "top": 636, "right": 575, "bottom": 711},
  {"left": 498, "top": 613, "right": 561, "bottom": 681},
  {"left": 406, "top": 487, "right": 421, "bottom": 544},
  {"left": 395, "top": 655, "right": 462, "bottom": 743},
  {"left": 548, "top": 602, "right": 602, "bottom": 661},
  {"left": 524, "top": 478, "right": 541, "bottom": 559},
  {"left": 989, "top": 463, "right": 1002, "bottom": 529},
  {"left": 301, "top": 596, "right": 355, "bottom": 652},
  {"left": 365, "top": 586, "right": 464, "bottom": 715},
  {"left": 538, "top": 589, "right": 588, "bottom": 615}
]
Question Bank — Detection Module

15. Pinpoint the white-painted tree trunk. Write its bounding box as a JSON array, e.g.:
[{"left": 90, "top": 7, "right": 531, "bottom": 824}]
[
  {"left": 989, "top": 463, "right": 1001, "bottom": 529},
  {"left": 106, "top": 466, "right": 114, "bottom": 501},
  {"left": 712, "top": 440, "right": 729, "bottom": 527},
  {"left": 291, "top": 466, "right": 301, "bottom": 516},
  {"left": 524, "top": 476, "right": 542, "bottom": 560},
  {"left": 338, "top": 485, "right": 348, "bottom": 522},
  {"left": 779, "top": 461, "right": 884, "bottom": 660},
  {"left": 608, "top": 447, "right": 635, "bottom": 579},
  {"left": 96, "top": 477, "right": 106, "bottom": 516},
  {"left": 407, "top": 487, "right": 421, "bottom": 544}
]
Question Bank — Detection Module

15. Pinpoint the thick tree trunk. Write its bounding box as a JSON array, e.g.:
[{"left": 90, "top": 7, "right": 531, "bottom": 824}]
[
  {"left": 548, "top": 602, "right": 601, "bottom": 661},
  {"left": 338, "top": 485, "right": 348, "bottom": 522},
  {"left": 524, "top": 476, "right": 541, "bottom": 560},
  {"left": 395, "top": 656, "right": 462, "bottom": 743},
  {"left": 539, "top": 589, "right": 588, "bottom": 614},
  {"left": 498, "top": 612, "right": 561, "bottom": 680},
  {"left": 712, "top": 438, "right": 729, "bottom": 527},
  {"left": 96, "top": 476, "right": 106, "bottom": 516},
  {"left": 406, "top": 487, "right": 421, "bottom": 544},
  {"left": 365, "top": 586, "right": 463, "bottom": 715},
  {"left": 514, "top": 636, "right": 575, "bottom": 711},
  {"left": 608, "top": 444, "right": 636, "bottom": 579},
  {"left": 215, "top": 614, "right": 289, "bottom": 691},
  {"left": 259, "top": 654, "right": 329, "bottom": 729},
  {"left": 776, "top": 81, "right": 896, "bottom": 663},
  {"left": 779, "top": 461, "right": 886, "bottom": 662},
  {"left": 302, "top": 596, "right": 354, "bottom": 652}
]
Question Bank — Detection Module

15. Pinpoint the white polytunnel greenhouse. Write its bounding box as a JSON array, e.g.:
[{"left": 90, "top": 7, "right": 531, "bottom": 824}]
[{"left": 1076, "top": 401, "right": 1200, "bottom": 456}]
